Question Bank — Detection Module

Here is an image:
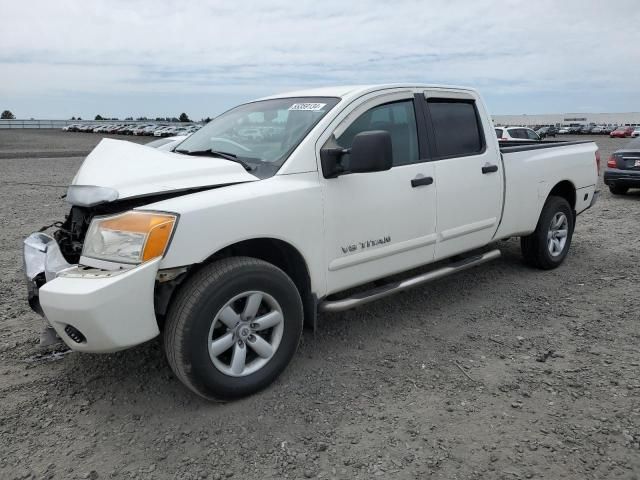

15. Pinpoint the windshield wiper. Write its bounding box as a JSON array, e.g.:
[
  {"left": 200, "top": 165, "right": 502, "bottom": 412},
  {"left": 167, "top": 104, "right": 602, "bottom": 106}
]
[{"left": 174, "top": 148, "right": 255, "bottom": 171}]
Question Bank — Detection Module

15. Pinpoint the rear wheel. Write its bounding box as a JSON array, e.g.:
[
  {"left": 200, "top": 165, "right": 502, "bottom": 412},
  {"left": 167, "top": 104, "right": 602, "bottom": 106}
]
[
  {"left": 609, "top": 185, "right": 628, "bottom": 195},
  {"left": 164, "top": 257, "right": 303, "bottom": 400},
  {"left": 521, "top": 196, "right": 574, "bottom": 270}
]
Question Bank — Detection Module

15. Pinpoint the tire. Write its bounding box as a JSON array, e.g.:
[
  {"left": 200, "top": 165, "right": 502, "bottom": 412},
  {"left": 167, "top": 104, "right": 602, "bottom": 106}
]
[
  {"left": 521, "top": 196, "right": 574, "bottom": 270},
  {"left": 609, "top": 185, "right": 628, "bottom": 195},
  {"left": 164, "top": 257, "right": 303, "bottom": 401}
]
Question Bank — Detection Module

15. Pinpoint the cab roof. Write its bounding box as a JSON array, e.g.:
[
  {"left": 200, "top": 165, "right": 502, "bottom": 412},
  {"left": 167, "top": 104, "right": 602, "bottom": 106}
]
[{"left": 257, "top": 83, "right": 477, "bottom": 102}]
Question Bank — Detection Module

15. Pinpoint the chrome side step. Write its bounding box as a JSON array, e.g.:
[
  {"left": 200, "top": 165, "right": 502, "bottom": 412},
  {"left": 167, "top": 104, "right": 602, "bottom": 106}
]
[{"left": 319, "top": 249, "right": 501, "bottom": 313}]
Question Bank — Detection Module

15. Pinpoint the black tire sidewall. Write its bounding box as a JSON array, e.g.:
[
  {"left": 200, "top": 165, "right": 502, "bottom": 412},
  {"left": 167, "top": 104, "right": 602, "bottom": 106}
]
[
  {"left": 609, "top": 185, "right": 628, "bottom": 195},
  {"left": 182, "top": 262, "right": 302, "bottom": 399},
  {"left": 537, "top": 197, "right": 574, "bottom": 267}
]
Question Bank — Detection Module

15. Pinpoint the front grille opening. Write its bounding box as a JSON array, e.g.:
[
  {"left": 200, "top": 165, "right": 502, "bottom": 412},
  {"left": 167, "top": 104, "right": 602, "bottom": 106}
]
[{"left": 64, "top": 325, "right": 86, "bottom": 344}]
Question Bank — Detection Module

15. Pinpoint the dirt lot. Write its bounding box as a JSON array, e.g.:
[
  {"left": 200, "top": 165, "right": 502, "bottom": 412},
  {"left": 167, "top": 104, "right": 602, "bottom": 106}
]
[{"left": 1, "top": 130, "right": 638, "bottom": 480}]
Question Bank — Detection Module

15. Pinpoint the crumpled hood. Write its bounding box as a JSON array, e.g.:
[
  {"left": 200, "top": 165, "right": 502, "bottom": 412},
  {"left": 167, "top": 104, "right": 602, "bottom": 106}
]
[{"left": 70, "top": 138, "right": 259, "bottom": 203}]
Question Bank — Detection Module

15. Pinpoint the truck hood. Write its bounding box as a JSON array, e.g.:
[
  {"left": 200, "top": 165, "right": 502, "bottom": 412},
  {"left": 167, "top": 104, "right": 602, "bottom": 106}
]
[{"left": 68, "top": 138, "right": 259, "bottom": 206}]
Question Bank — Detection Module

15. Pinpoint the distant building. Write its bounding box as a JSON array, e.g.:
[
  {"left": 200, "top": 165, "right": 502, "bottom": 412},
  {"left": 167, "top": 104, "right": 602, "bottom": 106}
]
[{"left": 492, "top": 112, "right": 640, "bottom": 128}]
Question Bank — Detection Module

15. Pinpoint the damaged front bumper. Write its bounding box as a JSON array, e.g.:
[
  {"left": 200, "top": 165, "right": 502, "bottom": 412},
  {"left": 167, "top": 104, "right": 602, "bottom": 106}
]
[{"left": 23, "top": 233, "right": 161, "bottom": 353}]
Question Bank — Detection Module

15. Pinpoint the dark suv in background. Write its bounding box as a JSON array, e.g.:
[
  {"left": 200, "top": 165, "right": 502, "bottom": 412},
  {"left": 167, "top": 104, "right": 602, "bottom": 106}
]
[{"left": 536, "top": 126, "right": 557, "bottom": 138}]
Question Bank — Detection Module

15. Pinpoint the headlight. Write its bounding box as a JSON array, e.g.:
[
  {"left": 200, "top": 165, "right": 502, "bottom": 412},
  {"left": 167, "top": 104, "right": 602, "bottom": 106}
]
[{"left": 82, "top": 211, "right": 177, "bottom": 264}]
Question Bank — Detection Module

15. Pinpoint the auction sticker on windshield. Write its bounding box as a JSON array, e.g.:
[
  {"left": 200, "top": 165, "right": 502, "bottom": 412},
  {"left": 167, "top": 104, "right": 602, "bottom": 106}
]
[{"left": 288, "top": 103, "right": 326, "bottom": 111}]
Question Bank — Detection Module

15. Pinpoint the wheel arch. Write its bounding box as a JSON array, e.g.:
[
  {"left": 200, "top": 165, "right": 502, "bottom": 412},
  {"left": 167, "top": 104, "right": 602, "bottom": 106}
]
[
  {"left": 198, "top": 238, "right": 316, "bottom": 329},
  {"left": 548, "top": 180, "right": 576, "bottom": 211}
]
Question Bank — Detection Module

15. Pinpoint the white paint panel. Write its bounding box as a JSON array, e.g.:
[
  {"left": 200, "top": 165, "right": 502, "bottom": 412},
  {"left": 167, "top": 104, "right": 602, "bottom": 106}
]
[
  {"left": 146, "top": 173, "right": 327, "bottom": 295},
  {"left": 39, "top": 258, "right": 161, "bottom": 353},
  {"left": 495, "top": 142, "right": 598, "bottom": 238}
]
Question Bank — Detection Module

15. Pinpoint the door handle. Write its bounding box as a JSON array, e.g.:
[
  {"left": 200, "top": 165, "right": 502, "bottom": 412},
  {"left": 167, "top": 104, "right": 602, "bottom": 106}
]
[
  {"left": 411, "top": 176, "right": 434, "bottom": 187},
  {"left": 482, "top": 164, "right": 499, "bottom": 174}
]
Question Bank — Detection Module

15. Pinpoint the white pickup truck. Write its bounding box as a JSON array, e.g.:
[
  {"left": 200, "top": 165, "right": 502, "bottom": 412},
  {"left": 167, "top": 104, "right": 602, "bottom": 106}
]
[{"left": 24, "top": 84, "right": 600, "bottom": 400}]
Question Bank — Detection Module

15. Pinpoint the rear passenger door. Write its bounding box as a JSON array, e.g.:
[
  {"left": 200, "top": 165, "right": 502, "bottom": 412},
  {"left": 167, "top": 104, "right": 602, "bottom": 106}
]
[{"left": 421, "top": 90, "right": 503, "bottom": 260}]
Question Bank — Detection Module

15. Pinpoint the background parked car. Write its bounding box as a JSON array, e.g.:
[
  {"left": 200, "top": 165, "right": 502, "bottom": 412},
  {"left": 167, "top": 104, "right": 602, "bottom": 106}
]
[
  {"left": 536, "top": 126, "right": 557, "bottom": 138},
  {"left": 495, "top": 126, "right": 541, "bottom": 141},
  {"left": 610, "top": 126, "right": 634, "bottom": 138},
  {"left": 153, "top": 126, "right": 174, "bottom": 137},
  {"left": 604, "top": 137, "right": 640, "bottom": 195},
  {"left": 631, "top": 127, "right": 640, "bottom": 138}
]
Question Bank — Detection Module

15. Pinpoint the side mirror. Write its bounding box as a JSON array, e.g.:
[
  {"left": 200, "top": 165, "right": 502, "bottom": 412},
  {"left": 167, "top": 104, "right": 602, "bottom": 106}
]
[
  {"left": 349, "top": 130, "right": 393, "bottom": 174},
  {"left": 320, "top": 130, "right": 393, "bottom": 178}
]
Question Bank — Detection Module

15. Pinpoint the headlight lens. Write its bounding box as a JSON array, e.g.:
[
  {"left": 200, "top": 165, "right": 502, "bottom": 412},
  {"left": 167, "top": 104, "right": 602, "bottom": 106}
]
[{"left": 82, "top": 211, "right": 177, "bottom": 264}]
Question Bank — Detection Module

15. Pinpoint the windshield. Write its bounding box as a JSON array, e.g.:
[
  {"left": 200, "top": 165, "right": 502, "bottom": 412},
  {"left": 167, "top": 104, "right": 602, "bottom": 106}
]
[{"left": 176, "top": 96, "right": 340, "bottom": 177}]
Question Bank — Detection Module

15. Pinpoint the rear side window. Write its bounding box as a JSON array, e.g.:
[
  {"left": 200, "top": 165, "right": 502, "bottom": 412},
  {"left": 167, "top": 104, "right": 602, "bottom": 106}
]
[
  {"left": 509, "top": 128, "right": 527, "bottom": 139},
  {"left": 427, "top": 99, "right": 484, "bottom": 157},
  {"left": 495, "top": 128, "right": 503, "bottom": 138}
]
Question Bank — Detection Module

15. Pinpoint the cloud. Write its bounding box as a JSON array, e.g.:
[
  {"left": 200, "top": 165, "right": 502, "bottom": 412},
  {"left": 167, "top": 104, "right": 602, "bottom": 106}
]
[{"left": 1, "top": 0, "right": 638, "bottom": 117}]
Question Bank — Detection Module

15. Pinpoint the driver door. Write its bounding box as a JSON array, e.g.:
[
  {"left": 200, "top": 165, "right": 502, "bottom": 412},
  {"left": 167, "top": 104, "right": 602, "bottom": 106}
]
[{"left": 320, "top": 92, "right": 438, "bottom": 295}]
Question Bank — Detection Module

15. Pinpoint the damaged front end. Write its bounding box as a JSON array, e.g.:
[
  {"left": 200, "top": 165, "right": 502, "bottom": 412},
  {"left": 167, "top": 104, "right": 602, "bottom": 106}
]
[
  {"left": 23, "top": 192, "right": 192, "bottom": 349},
  {"left": 24, "top": 233, "right": 73, "bottom": 316}
]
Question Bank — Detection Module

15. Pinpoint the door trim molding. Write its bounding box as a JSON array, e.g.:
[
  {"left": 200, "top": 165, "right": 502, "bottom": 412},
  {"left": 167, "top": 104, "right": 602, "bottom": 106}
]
[
  {"left": 439, "top": 217, "right": 497, "bottom": 242},
  {"left": 329, "top": 233, "right": 438, "bottom": 271}
]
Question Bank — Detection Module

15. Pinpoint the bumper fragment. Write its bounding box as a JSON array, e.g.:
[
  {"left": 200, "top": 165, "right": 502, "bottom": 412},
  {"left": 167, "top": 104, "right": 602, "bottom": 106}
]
[{"left": 23, "top": 233, "right": 73, "bottom": 315}]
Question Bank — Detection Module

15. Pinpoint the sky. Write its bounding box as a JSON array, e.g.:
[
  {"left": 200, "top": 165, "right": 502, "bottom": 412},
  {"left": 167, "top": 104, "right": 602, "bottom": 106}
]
[{"left": 1, "top": 0, "right": 639, "bottom": 120}]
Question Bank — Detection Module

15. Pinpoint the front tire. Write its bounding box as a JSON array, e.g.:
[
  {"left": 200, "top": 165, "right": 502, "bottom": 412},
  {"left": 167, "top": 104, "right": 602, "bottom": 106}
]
[
  {"left": 164, "top": 257, "right": 303, "bottom": 400},
  {"left": 521, "top": 196, "right": 574, "bottom": 270},
  {"left": 609, "top": 185, "right": 628, "bottom": 195}
]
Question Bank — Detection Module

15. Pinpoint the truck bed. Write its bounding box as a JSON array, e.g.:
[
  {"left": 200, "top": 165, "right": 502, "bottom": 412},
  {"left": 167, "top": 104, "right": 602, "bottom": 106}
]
[{"left": 494, "top": 139, "right": 598, "bottom": 240}]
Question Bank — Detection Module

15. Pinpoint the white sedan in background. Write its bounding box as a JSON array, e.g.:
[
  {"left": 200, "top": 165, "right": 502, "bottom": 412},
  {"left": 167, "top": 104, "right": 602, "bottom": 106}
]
[
  {"left": 495, "top": 126, "right": 541, "bottom": 141},
  {"left": 632, "top": 127, "right": 640, "bottom": 138}
]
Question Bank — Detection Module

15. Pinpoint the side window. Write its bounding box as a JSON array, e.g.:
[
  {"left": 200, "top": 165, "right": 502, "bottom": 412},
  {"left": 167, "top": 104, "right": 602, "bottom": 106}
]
[
  {"left": 495, "top": 128, "right": 503, "bottom": 138},
  {"left": 337, "top": 100, "right": 419, "bottom": 166},
  {"left": 509, "top": 128, "right": 524, "bottom": 139},
  {"left": 427, "top": 99, "right": 484, "bottom": 157}
]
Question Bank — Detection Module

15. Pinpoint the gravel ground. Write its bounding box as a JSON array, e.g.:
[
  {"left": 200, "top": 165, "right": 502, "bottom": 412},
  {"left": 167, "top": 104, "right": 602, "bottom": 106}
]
[
  {"left": 0, "top": 129, "right": 151, "bottom": 159},
  {"left": 1, "top": 131, "right": 638, "bottom": 480}
]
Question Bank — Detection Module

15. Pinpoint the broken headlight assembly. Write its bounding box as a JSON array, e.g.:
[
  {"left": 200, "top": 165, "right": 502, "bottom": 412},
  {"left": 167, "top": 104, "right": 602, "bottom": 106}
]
[{"left": 82, "top": 211, "right": 177, "bottom": 265}]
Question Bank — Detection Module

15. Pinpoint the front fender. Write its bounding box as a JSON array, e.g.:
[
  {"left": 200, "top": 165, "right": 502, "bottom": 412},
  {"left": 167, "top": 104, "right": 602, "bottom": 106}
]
[{"left": 142, "top": 173, "right": 326, "bottom": 296}]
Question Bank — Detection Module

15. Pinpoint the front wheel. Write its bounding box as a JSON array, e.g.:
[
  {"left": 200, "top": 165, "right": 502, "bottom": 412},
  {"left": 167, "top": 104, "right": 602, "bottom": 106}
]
[
  {"left": 164, "top": 257, "right": 303, "bottom": 400},
  {"left": 521, "top": 196, "right": 574, "bottom": 270},
  {"left": 609, "top": 185, "right": 628, "bottom": 195}
]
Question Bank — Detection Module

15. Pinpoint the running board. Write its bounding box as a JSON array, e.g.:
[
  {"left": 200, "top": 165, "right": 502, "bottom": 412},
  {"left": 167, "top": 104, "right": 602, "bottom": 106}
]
[{"left": 319, "top": 249, "right": 501, "bottom": 313}]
